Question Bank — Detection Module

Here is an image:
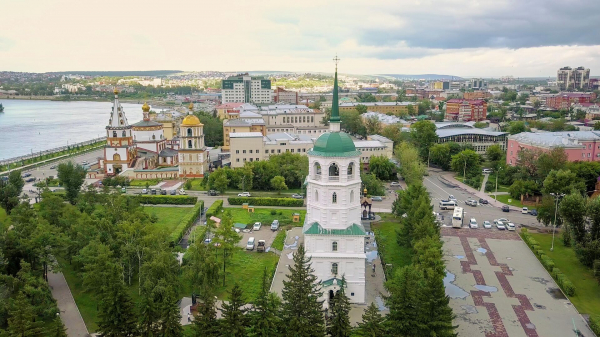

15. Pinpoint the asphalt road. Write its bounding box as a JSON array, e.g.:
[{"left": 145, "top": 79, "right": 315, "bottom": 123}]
[{"left": 424, "top": 170, "right": 541, "bottom": 228}]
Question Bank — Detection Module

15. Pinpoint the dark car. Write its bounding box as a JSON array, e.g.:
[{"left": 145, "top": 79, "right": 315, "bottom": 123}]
[
  {"left": 208, "top": 190, "right": 218, "bottom": 196},
  {"left": 25, "top": 177, "right": 36, "bottom": 183},
  {"left": 170, "top": 189, "right": 176, "bottom": 195},
  {"left": 479, "top": 198, "right": 488, "bottom": 204},
  {"left": 151, "top": 189, "right": 157, "bottom": 195},
  {"left": 22, "top": 173, "right": 32, "bottom": 178},
  {"left": 160, "top": 190, "right": 167, "bottom": 195},
  {"left": 502, "top": 205, "right": 510, "bottom": 212},
  {"left": 529, "top": 209, "right": 538, "bottom": 216}
]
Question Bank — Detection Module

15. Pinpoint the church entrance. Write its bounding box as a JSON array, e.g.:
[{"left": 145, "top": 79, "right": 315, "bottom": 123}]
[
  {"left": 329, "top": 290, "right": 334, "bottom": 300},
  {"left": 114, "top": 165, "right": 122, "bottom": 175}
]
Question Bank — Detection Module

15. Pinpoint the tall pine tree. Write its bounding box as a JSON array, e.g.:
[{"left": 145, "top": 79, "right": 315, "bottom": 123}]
[
  {"left": 5, "top": 292, "right": 45, "bottom": 337},
  {"left": 193, "top": 290, "right": 220, "bottom": 337},
  {"left": 97, "top": 280, "right": 138, "bottom": 337},
  {"left": 326, "top": 276, "right": 352, "bottom": 337},
  {"left": 220, "top": 283, "right": 249, "bottom": 337},
  {"left": 248, "top": 268, "right": 281, "bottom": 337},
  {"left": 281, "top": 244, "right": 325, "bottom": 337},
  {"left": 355, "top": 302, "right": 386, "bottom": 337},
  {"left": 385, "top": 265, "right": 426, "bottom": 336}
]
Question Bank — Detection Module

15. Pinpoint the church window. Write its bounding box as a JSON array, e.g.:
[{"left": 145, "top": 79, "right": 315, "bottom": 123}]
[
  {"left": 120, "top": 119, "right": 123, "bottom": 125},
  {"left": 112, "top": 131, "right": 117, "bottom": 137},
  {"left": 188, "top": 128, "right": 193, "bottom": 137},
  {"left": 160, "top": 134, "right": 163, "bottom": 139},
  {"left": 332, "top": 241, "right": 338, "bottom": 251},
  {"left": 315, "top": 190, "right": 319, "bottom": 202},
  {"left": 152, "top": 134, "right": 156, "bottom": 140},
  {"left": 331, "top": 263, "right": 338, "bottom": 275},
  {"left": 122, "top": 131, "right": 126, "bottom": 137},
  {"left": 329, "top": 163, "right": 339, "bottom": 177},
  {"left": 314, "top": 162, "right": 322, "bottom": 176},
  {"left": 332, "top": 192, "right": 337, "bottom": 204},
  {"left": 347, "top": 162, "right": 354, "bottom": 177},
  {"left": 188, "top": 140, "right": 193, "bottom": 148},
  {"left": 350, "top": 190, "right": 354, "bottom": 203}
]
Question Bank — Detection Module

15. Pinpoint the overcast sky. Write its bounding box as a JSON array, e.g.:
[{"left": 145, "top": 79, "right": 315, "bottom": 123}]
[{"left": 2, "top": 0, "right": 600, "bottom": 77}]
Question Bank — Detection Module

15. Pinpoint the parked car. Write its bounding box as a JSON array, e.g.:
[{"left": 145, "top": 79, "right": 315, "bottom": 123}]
[
  {"left": 479, "top": 198, "right": 488, "bottom": 204},
  {"left": 22, "top": 173, "right": 32, "bottom": 178},
  {"left": 151, "top": 189, "right": 157, "bottom": 195},
  {"left": 502, "top": 205, "right": 510, "bottom": 212},
  {"left": 496, "top": 221, "right": 506, "bottom": 230},
  {"left": 121, "top": 187, "right": 126, "bottom": 193},
  {"left": 469, "top": 218, "right": 478, "bottom": 229},
  {"left": 238, "top": 192, "right": 251, "bottom": 197},
  {"left": 271, "top": 220, "right": 280, "bottom": 231},
  {"left": 483, "top": 221, "right": 492, "bottom": 229},
  {"left": 372, "top": 196, "right": 383, "bottom": 201},
  {"left": 291, "top": 194, "right": 304, "bottom": 199},
  {"left": 50, "top": 165, "right": 57, "bottom": 169},
  {"left": 390, "top": 182, "right": 400, "bottom": 186},
  {"left": 25, "top": 177, "right": 36, "bottom": 183},
  {"left": 142, "top": 188, "right": 148, "bottom": 194},
  {"left": 246, "top": 237, "right": 255, "bottom": 250},
  {"left": 521, "top": 207, "right": 528, "bottom": 214},
  {"left": 257, "top": 240, "right": 266, "bottom": 253},
  {"left": 529, "top": 209, "right": 538, "bottom": 216},
  {"left": 506, "top": 222, "right": 516, "bottom": 231},
  {"left": 253, "top": 222, "right": 262, "bottom": 231},
  {"left": 170, "top": 189, "right": 176, "bottom": 195},
  {"left": 449, "top": 195, "right": 456, "bottom": 201},
  {"left": 160, "top": 190, "right": 167, "bottom": 195},
  {"left": 179, "top": 189, "right": 186, "bottom": 195},
  {"left": 208, "top": 190, "right": 218, "bottom": 196},
  {"left": 482, "top": 168, "right": 492, "bottom": 174},
  {"left": 466, "top": 199, "right": 478, "bottom": 206}
]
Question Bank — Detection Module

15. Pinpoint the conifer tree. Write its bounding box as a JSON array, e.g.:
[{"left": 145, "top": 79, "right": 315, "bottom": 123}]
[
  {"left": 326, "top": 276, "right": 352, "bottom": 337},
  {"left": 50, "top": 316, "right": 68, "bottom": 337},
  {"left": 385, "top": 265, "right": 426, "bottom": 336},
  {"left": 421, "top": 273, "right": 457, "bottom": 337},
  {"left": 193, "top": 290, "right": 220, "bottom": 337},
  {"left": 220, "top": 283, "right": 249, "bottom": 337},
  {"left": 248, "top": 268, "right": 281, "bottom": 337},
  {"left": 355, "top": 302, "right": 386, "bottom": 337},
  {"left": 97, "top": 281, "right": 138, "bottom": 337},
  {"left": 281, "top": 244, "right": 325, "bottom": 336},
  {"left": 5, "top": 292, "right": 45, "bottom": 337}
]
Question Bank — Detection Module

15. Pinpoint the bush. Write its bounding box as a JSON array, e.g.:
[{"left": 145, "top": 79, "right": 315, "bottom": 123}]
[
  {"left": 134, "top": 195, "right": 197, "bottom": 205},
  {"left": 537, "top": 250, "right": 544, "bottom": 257},
  {"left": 540, "top": 255, "right": 555, "bottom": 271},
  {"left": 551, "top": 268, "right": 561, "bottom": 279},
  {"left": 528, "top": 238, "right": 538, "bottom": 247},
  {"left": 521, "top": 228, "right": 528, "bottom": 234},
  {"left": 270, "top": 210, "right": 276, "bottom": 215},
  {"left": 531, "top": 244, "right": 539, "bottom": 252},
  {"left": 589, "top": 315, "right": 600, "bottom": 336},
  {"left": 227, "top": 197, "right": 304, "bottom": 207},
  {"left": 169, "top": 201, "right": 204, "bottom": 245},
  {"left": 205, "top": 200, "right": 224, "bottom": 218},
  {"left": 561, "top": 279, "right": 576, "bottom": 296}
]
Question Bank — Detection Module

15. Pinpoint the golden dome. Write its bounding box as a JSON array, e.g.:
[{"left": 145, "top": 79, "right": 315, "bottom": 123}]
[
  {"left": 363, "top": 188, "right": 368, "bottom": 195},
  {"left": 188, "top": 102, "right": 194, "bottom": 111},
  {"left": 182, "top": 115, "right": 202, "bottom": 126},
  {"left": 113, "top": 88, "right": 119, "bottom": 95},
  {"left": 142, "top": 102, "right": 150, "bottom": 112}
]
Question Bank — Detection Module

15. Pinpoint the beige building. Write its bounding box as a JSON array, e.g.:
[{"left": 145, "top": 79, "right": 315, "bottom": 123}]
[
  {"left": 178, "top": 104, "right": 209, "bottom": 177},
  {"left": 339, "top": 102, "right": 416, "bottom": 115},
  {"left": 222, "top": 111, "right": 267, "bottom": 151},
  {"left": 229, "top": 132, "right": 393, "bottom": 168}
]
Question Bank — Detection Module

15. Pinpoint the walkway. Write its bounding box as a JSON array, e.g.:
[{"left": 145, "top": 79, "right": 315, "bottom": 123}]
[
  {"left": 48, "top": 271, "right": 89, "bottom": 337},
  {"left": 480, "top": 174, "right": 489, "bottom": 193},
  {"left": 440, "top": 173, "right": 522, "bottom": 211}
]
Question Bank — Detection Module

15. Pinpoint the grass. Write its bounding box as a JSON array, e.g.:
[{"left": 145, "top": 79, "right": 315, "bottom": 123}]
[
  {"left": 494, "top": 194, "right": 531, "bottom": 209},
  {"left": 528, "top": 233, "right": 600, "bottom": 316},
  {"left": 130, "top": 179, "right": 162, "bottom": 187},
  {"left": 144, "top": 206, "right": 196, "bottom": 235},
  {"left": 371, "top": 214, "right": 413, "bottom": 275},
  {"left": 223, "top": 207, "right": 306, "bottom": 227},
  {"left": 272, "top": 230, "right": 287, "bottom": 251},
  {"left": 187, "top": 179, "right": 207, "bottom": 191}
]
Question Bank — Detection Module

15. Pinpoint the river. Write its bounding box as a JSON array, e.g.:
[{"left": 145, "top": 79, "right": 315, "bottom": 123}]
[{"left": 0, "top": 99, "right": 145, "bottom": 160}]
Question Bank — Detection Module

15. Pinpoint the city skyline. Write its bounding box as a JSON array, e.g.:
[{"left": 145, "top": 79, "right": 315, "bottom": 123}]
[{"left": 2, "top": 0, "right": 600, "bottom": 77}]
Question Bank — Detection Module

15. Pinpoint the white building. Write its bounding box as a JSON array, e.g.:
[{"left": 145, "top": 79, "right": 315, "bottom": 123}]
[
  {"left": 103, "top": 89, "right": 136, "bottom": 175},
  {"left": 221, "top": 74, "right": 273, "bottom": 104},
  {"left": 303, "top": 65, "right": 366, "bottom": 305}
]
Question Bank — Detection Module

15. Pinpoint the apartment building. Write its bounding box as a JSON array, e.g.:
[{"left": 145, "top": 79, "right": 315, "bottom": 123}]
[
  {"left": 545, "top": 92, "right": 594, "bottom": 110},
  {"left": 507, "top": 131, "right": 600, "bottom": 165},
  {"left": 273, "top": 87, "right": 299, "bottom": 104},
  {"left": 221, "top": 74, "right": 273, "bottom": 104},
  {"left": 557, "top": 66, "right": 590, "bottom": 90},
  {"left": 445, "top": 99, "right": 487, "bottom": 121},
  {"left": 339, "top": 102, "right": 416, "bottom": 115},
  {"left": 222, "top": 111, "right": 266, "bottom": 151},
  {"left": 463, "top": 91, "right": 492, "bottom": 100}
]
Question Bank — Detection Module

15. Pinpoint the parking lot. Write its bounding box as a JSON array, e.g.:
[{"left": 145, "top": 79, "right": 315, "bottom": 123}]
[
  {"left": 442, "top": 227, "right": 592, "bottom": 337},
  {"left": 236, "top": 224, "right": 279, "bottom": 250}
]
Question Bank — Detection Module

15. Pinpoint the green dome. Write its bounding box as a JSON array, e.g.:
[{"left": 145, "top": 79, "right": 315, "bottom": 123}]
[{"left": 310, "top": 132, "right": 360, "bottom": 157}]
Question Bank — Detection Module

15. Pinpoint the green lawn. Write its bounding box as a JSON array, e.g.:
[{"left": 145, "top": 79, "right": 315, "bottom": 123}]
[
  {"left": 372, "top": 214, "right": 413, "bottom": 275},
  {"left": 144, "top": 206, "right": 196, "bottom": 235},
  {"left": 223, "top": 207, "right": 306, "bottom": 227},
  {"left": 271, "top": 230, "right": 287, "bottom": 251},
  {"left": 187, "top": 178, "right": 207, "bottom": 191},
  {"left": 130, "top": 179, "right": 162, "bottom": 187},
  {"left": 528, "top": 233, "right": 600, "bottom": 316},
  {"left": 493, "top": 194, "right": 533, "bottom": 209}
]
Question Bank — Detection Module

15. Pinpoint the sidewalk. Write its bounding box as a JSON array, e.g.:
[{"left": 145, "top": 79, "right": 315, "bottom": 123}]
[
  {"left": 441, "top": 173, "right": 521, "bottom": 211},
  {"left": 48, "top": 271, "right": 89, "bottom": 337}
]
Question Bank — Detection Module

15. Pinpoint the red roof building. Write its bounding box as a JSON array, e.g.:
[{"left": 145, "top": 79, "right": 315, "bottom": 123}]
[{"left": 445, "top": 99, "right": 487, "bottom": 121}]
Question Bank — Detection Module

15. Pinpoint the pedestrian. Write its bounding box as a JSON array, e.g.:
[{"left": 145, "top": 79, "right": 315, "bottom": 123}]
[
  {"left": 372, "top": 262, "right": 376, "bottom": 274},
  {"left": 187, "top": 312, "right": 191, "bottom": 322}
]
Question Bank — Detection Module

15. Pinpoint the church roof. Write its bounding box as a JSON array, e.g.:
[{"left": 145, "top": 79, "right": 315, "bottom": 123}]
[
  {"left": 158, "top": 148, "right": 178, "bottom": 157},
  {"left": 321, "top": 277, "right": 346, "bottom": 287},
  {"left": 107, "top": 90, "right": 130, "bottom": 128},
  {"left": 308, "top": 132, "right": 360, "bottom": 157},
  {"left": 303, "top": 222, "right": 366, "bottom": 236},
  {"left": 182, "top": 114, "right": 203, "bottom": 126},
  {"left": 131, "top": 120, "right": 162, "bottom": 127}
]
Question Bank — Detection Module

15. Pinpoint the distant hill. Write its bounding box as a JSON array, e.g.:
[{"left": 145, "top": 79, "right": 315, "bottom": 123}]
[
  {"left": 50, "top": 70, "right": 182, "bottom": 77},
  {"left": 380, "top": 74, "right": 463, "bottom": 81}
]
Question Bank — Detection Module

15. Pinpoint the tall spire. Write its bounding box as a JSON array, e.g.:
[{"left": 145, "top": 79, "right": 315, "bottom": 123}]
[
  {"left": 108, "top": 88, "right": 129, "bottom": 128},
  {"left": 330, "top": 55, "right": 341, "bottom": 132}
]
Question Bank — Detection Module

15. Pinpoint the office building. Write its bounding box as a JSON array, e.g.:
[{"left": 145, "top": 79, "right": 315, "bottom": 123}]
[
  {"left": 273, "top": 87, "right": 299, "bottom": 104},
  {"left": 221, "top": 74, "right": 273, "bottom": 104}
]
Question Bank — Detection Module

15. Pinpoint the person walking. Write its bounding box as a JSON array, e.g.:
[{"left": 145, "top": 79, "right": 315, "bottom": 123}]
[{"left": 372, "top": 262, "right": 376, "bottom": 274}]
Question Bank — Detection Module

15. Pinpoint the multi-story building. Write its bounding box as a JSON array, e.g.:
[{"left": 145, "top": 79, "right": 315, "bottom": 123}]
[
  {"left": 434, "top": 122, "right": 507, "bottom": 155},
  {"left": 222, "top": 111, "right": 267, "bottom": 151},
  {"left": 545, "top": 92, "right": 594, "bottom": 110},
  {"left": 506, "top": 131, "right": 600, "bottom": 165},
  {"left": 445, "top": 99, "right": 487, "bottom": 121},
  {"left": 339, "top": 102, "right": 416, "bottom": 115},
  {"left": 470, "top": 78, "right": 487, "bottom": 90},
  {"left": 221, "top": 74, "right": 273, "bottom": 104},
  {"left": 573, "top": 103, "right": 600, "bottom": 120},
  {"left": 215, "top": 103, "right": 257, "bottom": 120},
  {"left": 273, "top": 87, "right": 299, "bottom": 104},
  {"left": 360, "top": 111, "right": 410, "bottom": 127},
  {"left": 432, "top": 81, "right": 450, "bottom": 90},
  {"left": 557, "top": 66, "right": 590, "bottom": 90},
  {"left": 463, "top": 91, "right": 492, "bottom": 100}
]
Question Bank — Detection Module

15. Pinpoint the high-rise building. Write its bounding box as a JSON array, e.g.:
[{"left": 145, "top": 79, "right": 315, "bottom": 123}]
[
  {"left": 557, "top": 66, "right": 590, "bottom": 90},
  {"left": 221, "top": 74, "right": 273, "bottom": 104}
]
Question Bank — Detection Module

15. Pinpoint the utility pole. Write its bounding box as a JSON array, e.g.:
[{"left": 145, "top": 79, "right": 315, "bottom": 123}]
[
  {"left": 463, "top": 157, "right": 467, "bottom": 181},
  {"left": 495, "top": 167, "right": 502, "bottom": 201},
  {"left": 550, "top": 192, "right": 565, "bottom": 251}
]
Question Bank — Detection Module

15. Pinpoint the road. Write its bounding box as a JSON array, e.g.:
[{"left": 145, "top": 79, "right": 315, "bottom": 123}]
[{"left": 424, "top": 170, "right": 541, "bottom": 228}]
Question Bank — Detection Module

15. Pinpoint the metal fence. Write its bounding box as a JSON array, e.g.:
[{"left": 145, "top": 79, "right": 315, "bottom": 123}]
[{"left": 0, "top": 137, "right": 106, "bottom": 166}]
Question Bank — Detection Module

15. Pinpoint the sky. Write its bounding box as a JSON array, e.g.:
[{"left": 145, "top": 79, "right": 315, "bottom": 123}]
[{"left": 2, "top": 0, "right": 600, "bottom": 77}]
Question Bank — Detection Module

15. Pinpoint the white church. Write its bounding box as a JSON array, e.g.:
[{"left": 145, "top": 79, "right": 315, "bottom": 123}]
[{"left": 303, "top": 62, "right": 366, "bottom": 304}]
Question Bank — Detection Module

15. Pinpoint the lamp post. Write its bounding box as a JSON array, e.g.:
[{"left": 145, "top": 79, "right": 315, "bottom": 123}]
[
  {"left": 494, "top": 167, "right": 502, "bottom": 201},
  {"left": 550, "top": 192, "right": 565, "bottom": 252}
]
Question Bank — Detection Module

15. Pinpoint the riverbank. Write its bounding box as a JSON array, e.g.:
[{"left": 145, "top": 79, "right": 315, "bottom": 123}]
[{"left": 0, "top": 94, "right": 172, "bottom": 107}]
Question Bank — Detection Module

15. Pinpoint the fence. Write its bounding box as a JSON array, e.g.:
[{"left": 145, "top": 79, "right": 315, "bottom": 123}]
[{"left": 0, "top": 137, "right": 106, "bottom": 166}]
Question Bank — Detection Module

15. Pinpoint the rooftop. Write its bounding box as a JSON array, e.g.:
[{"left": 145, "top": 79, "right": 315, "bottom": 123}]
[
  {"left": 230, "top": 132, "right": 263, "bottom": 138},
  {"left": 303, "top": 222, "right": 366, "bottom": 236},
  {"left": 339, "top": 101, "right": 415, "bottom": 107},
  {"left": 509, "top": 131, "right": 600, "bottom": 148},
  {"left": 436, "top": 128, "right": 507, "bottom": 138}
]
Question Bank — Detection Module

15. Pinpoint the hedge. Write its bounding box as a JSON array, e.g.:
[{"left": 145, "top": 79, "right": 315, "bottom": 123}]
[
  {"left": 169, "top": 201, "right": 204, "bottom": 245},
  {"left": 206, "top": 200, "right": 224, "bottom": 218},
  {"left": 540, "top": 255, "right": 555, "bottom": 271},
  {"left": 227, "top": 197, "right": 304, "bottom": 207},
  {"left": 134, "top": 195, "right": 197, "bottom": 205},
  {"left": 590, "top": 315, "right": 600, "bottom": 336}
]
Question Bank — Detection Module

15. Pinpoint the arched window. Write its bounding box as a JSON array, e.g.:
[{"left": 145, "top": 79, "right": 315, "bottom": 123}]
[
  {"left": 332, "top": 192, "right": 337, "bottom": 204},
  {"left": 152, "top": 134, "right": 156, "bottom": 140},
  {"left": 331, "top": 263, "right": 338, "bottom": 275},
  {"left": 112, "top": 131, "right": 117, "bottom": 137},
  {"left": 332, "top": 241, "right": 338, "bottom": 252},
  {"left": 314, "top": 162, "right": 321, "bottom": 176},
  {"left": 122, "top": 131, "right": 126, "bottom": 137},
  {"left": 188, "top": 140, "right": 193, "bottom": 148},
  {"left": 160, "top": 134, "right": 163, "bottom": 139},
  {"left": 329, "top": 163, "right": 339, "bottom": 177},
  {"left": 315, "top": 190, "right": 319, "bottom": 202},
  {"left": 347, "top": 162, "right": 354, "bottom": 177},
  {"left": 350, "top": 190, "right": 354, "bottom": 203},
  {"left": 187, "top": 128, "right": 193, "bottom": 137}
]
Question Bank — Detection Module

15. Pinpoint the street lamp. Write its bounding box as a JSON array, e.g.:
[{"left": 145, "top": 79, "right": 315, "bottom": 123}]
[
  {"left": 549, "top": 192, "right": 565, "bottom": 252},
  {"left": 494, "top": 167, "right": 502, "bottom": 201}
]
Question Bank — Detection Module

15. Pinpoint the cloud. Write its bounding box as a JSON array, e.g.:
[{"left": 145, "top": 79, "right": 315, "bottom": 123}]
[{"left": 0, "top": 37, "right": 15, "bottom": 51}]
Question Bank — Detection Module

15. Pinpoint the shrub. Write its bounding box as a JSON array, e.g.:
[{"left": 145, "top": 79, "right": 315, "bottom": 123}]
[
  {"left": 521, "top": 228, "right": 528, "bottom": 234},
  {"left": 540, "top": 255, "right": 555, "bottom": 271},
  {"left": 551, "top": 268, "right": 561, "bottom": 279},
  {"left": 169, "top": 201, "right": 204, "bottom": 245},
  {"left": 134, "top": 195, "right": 197, "bottom": 205},
  {"left": 227, "top": 197, "right": 304, "bottom": 207},
  {"left": 528, "top": 238, "right": 538, "bottom": 248},
  {"left": 537, "top": 250, "right": 544, "bottom": 257},
  {"left": 589, "top": 316, "right": 600, "bottom": 336},
  {"left": 270, "top": 210, "right": 276, "bottom": 215},
  {"left": 205, "top": 200, "right": 224, "bottom": 218},
  {"left": 561, "top": 279, "right": 576, "bottom": 296},
  {"left": 531, "top": 244, "right": 539, "bottom": 252}
]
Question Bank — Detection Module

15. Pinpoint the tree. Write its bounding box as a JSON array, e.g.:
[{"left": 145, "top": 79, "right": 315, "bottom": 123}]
[
  {"left": 185, "top": 233, "right": 220, "bottom": 293},
  {"left": 326, "top": 276, "right": 352, "bottom": 337},
  {"left": 559, "top": 193, "right": 587, "bottom": 244},
  {"left": 0, "top": 170, "right": 24, "bottom": 213},
  {"left": 340, "top": 111, "right": 366, "bottom": 137},
  {"left": 97, "top": 279, "right": 138, "bottom": 337},
  {"left": 355, "top": 302, "right": 385, "bottom": 337},
  {"left": 429, "top": 144, "right": 452, "bottom": 170},
  {"left": 220, "top": 283, "right": 249, "bottom": 337},
  {"left": 588, "top": 197, "right": 600, "bottom": 241},
  {"left": 450, "top": 150, "right": 480, "bottom": 178},
  {"left": 57, "top": 161, "right": 86, "bottom": 204},
  {"left": 368, "top": 155, "right": 396, "bottom": 181},
  {"left": 485, "top": 144, "right": 504, "bottom": 163},
  {"left": 270, "top": 175, "right": 288, "bottom": 194},
  {"left": 536, "top": 195, "right": 562, "bottom": 227},
  {"left": 214, "top": 212, "right": 241, "bottom": 286},
  {"left": 208, "top": 168, "right": 229, "bottom": 193},
  {"left": 355, "top": 104, "right": 368, "bottom": 114},
  {"left": 5, "top": 292, "right": 45, "bottom": 337},
  {"left": 385, "top": 265, "right": 426, "bottom": 336},
  {"left": 281, "top": 244, "right": 325, "bottom": 336},
  {"left": 394, "top": 142, "right": 426, "bottom": 185},
  {"left": 192, "top": 290, "right": 220, "bottom": 337},
  {"left": 365, "top": 116, "right": 381, "bottom": 135},
  {"left": 542, "top": 169, "right": 585, "bottom": 196},
  {"left": 508, "top": 121, "right": 528, "bottom": 135},
  {"left": 195, "top": 111, "right": 224, "bottom": 146},
  {"left": 536, "top": 148, "right": 567, "bottom": 182},
  {"left": 360, "top": 173, "right": 385, "bottom": 196},
  {"left": 594, "top": 121, "right": 600, "bottom": 131},
  {"left": 567, "top": 161, "right": 600, "bottom": 193},
  {"left": 248, "top": 269, "right": 281, "bottom": 337},
  {"left": 409, "top": 121, "right": 438, "bottom": 160}
]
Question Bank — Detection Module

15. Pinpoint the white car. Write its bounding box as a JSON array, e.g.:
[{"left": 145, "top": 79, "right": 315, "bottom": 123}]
[
  {"left": 179, "top": 189, "right": 187, "bottom": 195},
  {"left": 469, "top": 218, "right": 478, "bottom": 229},
  {"left": 390, "top": 182, "right": 400, "bottom": 186},
  {"left": 246, "top": 237, "right": 255, "bottom": 250},
  {"left": 449, "top": 195, "right": 457, "bottom": 201},
  {"left": 496, "top": 221, "right": 506, "bottom": 230},
  {"left": 142, "top": 188, "right": 148, "bottom": 194},
  {"left": 253, "top": 222, "right": 262, "bottom": 231},
  {"left": 521, "top": 207, "right": 528, "bottom": 214},
  {"left": 482, "top": 168, "right": 492, "bottom": 174},
  {"left": 506, "top": 222, "right": 516, "bottom": 231},
  {"left": 483, "top": 221, "right": 492, "bottom": 229},
  {"left": 238, "top": 192, "right": 251, "bottom": 197}
]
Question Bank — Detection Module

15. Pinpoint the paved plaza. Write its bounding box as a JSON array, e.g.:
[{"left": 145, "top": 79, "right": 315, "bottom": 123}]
[{"left": 442, "top": 228, "right": 593, "bottom": 337}]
